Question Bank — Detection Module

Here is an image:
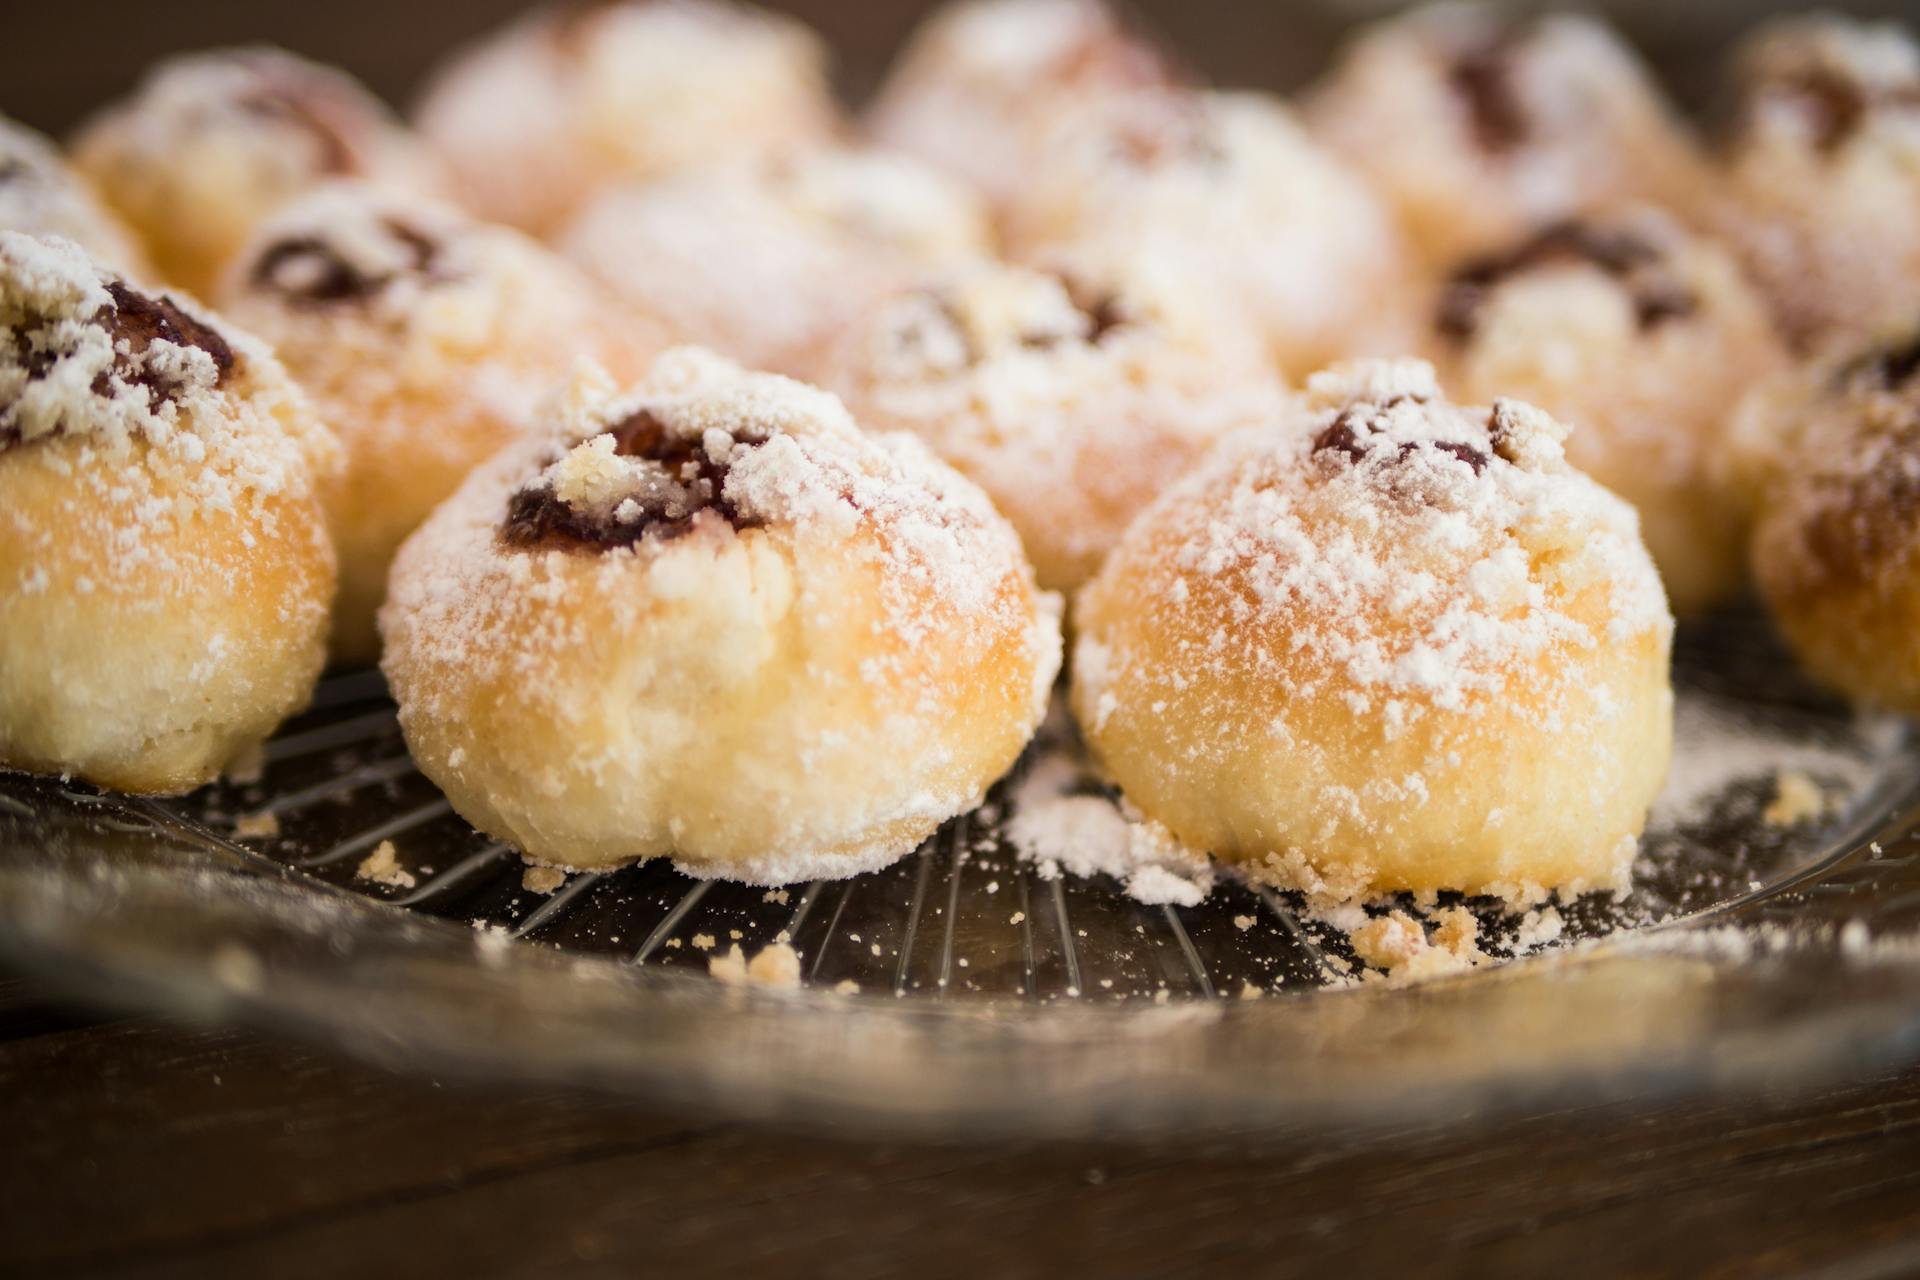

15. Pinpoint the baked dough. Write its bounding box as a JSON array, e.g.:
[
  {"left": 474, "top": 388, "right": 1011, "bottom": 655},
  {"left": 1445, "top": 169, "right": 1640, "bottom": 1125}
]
[
  {"left": 1002, "top": 88, "right": 1411, "bottom": 378},
  {"left": 219, "top": 180, "right": 667, "bottom": 661},
  {"left": 1743, "top": 323, "right": 1920, "bottom": 713},
  {"left": 380, "top": 348, "right": 1060, "bottom": 881},
  {"left": 71, "top": 47, "right": 443, "bottom": 297},
  {"left": 1430, "top": 206, "right": 1789, "bottom": 614},
  {"left": 1713, "top": 15, "right": 1920, "bottom": 352},
  {"left": 866, "top": 0, "right": 1176, "bottom": 214},
  {"left": 0, "top": 233, "right": 338, "bottom": 793},
  {"left": 1305, "top": 5, "right": 1707, "bottom": 267},
  {"left": 826, "top": 255, "right": 1286, "bottom": 591},
  {"left": 1071, "top": 359, "right": 1674, "bottom": 902},
  {"left": 0, "top": 115, "right": 153, "bottom": 280},
  {"left": 560, "top": 147, "right": 988, "bottom": 380},
  {"left": 416, "top": 0, "right": 839, "bottom": 236}
]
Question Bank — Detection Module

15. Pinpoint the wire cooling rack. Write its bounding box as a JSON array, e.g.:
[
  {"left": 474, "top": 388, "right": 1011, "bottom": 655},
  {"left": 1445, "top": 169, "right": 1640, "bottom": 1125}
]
[{"left": 5, "top": 610, "right": 1920, "bottom": 1134}]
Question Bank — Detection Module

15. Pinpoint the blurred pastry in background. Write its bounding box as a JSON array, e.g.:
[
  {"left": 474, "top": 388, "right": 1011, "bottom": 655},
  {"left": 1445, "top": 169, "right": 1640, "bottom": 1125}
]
[
  {"left": 1743, "top": 319, "right": 1920, "bottom": 714},
  {"left": 826, "top": 253, "right": 1286, "bottom": 591},
  {"left": 71, "top": 47, "right": 445, "bottom": 297},
  {"left": 1429, "top": 206, "right": 1787, "bottom": 614},
  {"left": 1305, "top": 4, "right": 1708, "bottom": 268},
  {"left": 380, "top": 348, "right": 1060, "bottom": 882},
  {"left": 1072, "top": 359, "right": 1674, "bottom": 903},
  {"left": 219, "top": 181, "right": 669, "bottom": 661},
  {"left": 560, "top": 146, "right": 988, "bottom": 380},
  {"left": 416, "top": 0, "right": 840, "bottom": 237},
  {"left": 0, "top": 232, "right": 339, "bottom": 793},
  {"left": 867, "top": 0, "right": 1178, "bottom": 214},
  {"left": 0, "top": 115, "right": 153, "bottom": 279},
  {"left": 1002, "top": 87, "right": 1410, "bottom": 379},
  {"left": 1713, "top": 15, "right": 1920, "bottom": 353}
]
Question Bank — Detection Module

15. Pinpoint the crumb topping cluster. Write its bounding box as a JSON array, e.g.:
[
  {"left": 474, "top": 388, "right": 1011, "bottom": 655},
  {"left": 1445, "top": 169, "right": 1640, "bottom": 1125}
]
[
  {"left": 882, "top": 269, "right": 1140, "bottom": 376},
  {"left": 1437, "top": 219, "right": 1698, "bottom": 340},
  {"left": 1734, "top": 17, "right": 1920, "bottom": 153},
  {"left": 1079, "top": 359, "right": 1665, "bottom": 729},
  {"left": 493, "top": 349, "right": 1016, "bottom": 595},
  {"left": 502, "top": 407, "right": 771, "bottom": 550},
  {"left": 1, "top": 233, "right": 235, "bottom": 450},
  {"left": 87, "top": 48, "right": 382, "bottom": 175},
  {"left": 247, "top": 200, "right": 455, "bottom": 306}
]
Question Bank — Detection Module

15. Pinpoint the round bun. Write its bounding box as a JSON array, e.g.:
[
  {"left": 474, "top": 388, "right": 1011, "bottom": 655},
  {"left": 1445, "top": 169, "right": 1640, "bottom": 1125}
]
[
  {"left": 827, "top": 256, "right": 1285, "bottom": 591},
  {"left": 219, "top": 181, "right": 667, "bottom": 661},
  {"left": 1714, "top": 16, "right": 1920, "bottom": 352},
  {"left": 380, "top": 348, "right": 1061, "bottom": 881},
  {"left": 71, "top": 47, "right": 443, "bottom": 297},
  {"left": 560, "top": 147, "right": 989, "bottom": 380},
  {"left": 1744, "top": 324, "right": 1920, "bottom": 713},
  {"left": 1071, "top": 359, "right": 1674, "bottom": 902},
  {"left": 416, "top": 0, "right": 839, "bottom": 237},
  {"left": 0, "top": 115, "right": 154, "bottom": 280},
  {"left": 1002, "top": 88, "right": 1410, "bottom": 378},
  {"left": 1429, "top": 207, "right": 1789, "bottom": 614},
  {"left": 0, "top": 233, "right": 338, "bottom": 793},
  {"left": 1305, "top": 6, "right": 1707, "bottom": 267},
  {"left": 866, "top": 0, "right": 1176, "bottom": 213}
]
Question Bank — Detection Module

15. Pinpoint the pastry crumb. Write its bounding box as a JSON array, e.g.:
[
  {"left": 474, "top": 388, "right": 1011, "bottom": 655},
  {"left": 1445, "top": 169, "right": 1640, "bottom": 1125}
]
[
  {"left": 521, "top": 865, "right": 566, "bottom": 895},
  {"left": 763, "top": 889, "right": 790, "bottom": 905},
  {"left": 1232, "top": 914, "right": 1255, "bottom": 931},
  {"left": 833, "top": 978, "right": 861, "bottom": 995},
  {"left": 231, "top": 810, "right": 280, "bottom": 840},
  {"left": 691, "top": 933, "right": 716, "bottom": 951},
  {"left": 1349, "top": 906, "right": 1483, "bottom": 983},
  {"left": 355, "top": 840, "right": 414, "bottom": 889},
  {"left": 709, "top": 941, "right": 802, "bottom": 989},
  {"left": 1514, "top": 905, "right": 1565, "bottom": 952},
  {"left": 1763, "top": 770, "right": 1828, "bottom": 826},
  {"left": 1351, "top": 910, "right": 1426, "bottom": 970}
]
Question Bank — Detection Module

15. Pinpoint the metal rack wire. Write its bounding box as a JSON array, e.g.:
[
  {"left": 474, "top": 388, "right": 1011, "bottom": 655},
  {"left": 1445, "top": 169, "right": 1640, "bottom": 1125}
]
[{"left": 119, "top": 608, "right": 1888, "bottom": 1004}]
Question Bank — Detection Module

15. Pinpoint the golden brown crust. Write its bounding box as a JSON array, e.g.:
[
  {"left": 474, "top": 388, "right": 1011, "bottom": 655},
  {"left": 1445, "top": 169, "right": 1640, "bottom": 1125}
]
[
  {"left": 1070, "top": 360, "right": 1674, "bottom": 902},
  {"left": 381, "top": 350, "right": 1059, "bottom": 879}
]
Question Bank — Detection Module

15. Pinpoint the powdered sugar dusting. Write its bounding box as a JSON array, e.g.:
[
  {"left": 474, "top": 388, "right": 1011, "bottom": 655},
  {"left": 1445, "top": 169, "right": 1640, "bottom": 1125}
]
[
  {"left": 1005, "top": 743, "right": 1213, "bottom": 907},
  {"left": 0, "top": 117, "right": 150, "bottom": 277},
  {"left": 560, "top": 147, "right": 988, "bottom": 377},
  {"left": 829, "top": 256, "right": 1286, "bottom": 589},
  {"left": 1, "top": 231, "right": 336, "bottom": 533},
  {"left": 381, "top": 346, "right": 1059, "bottom": 883}
]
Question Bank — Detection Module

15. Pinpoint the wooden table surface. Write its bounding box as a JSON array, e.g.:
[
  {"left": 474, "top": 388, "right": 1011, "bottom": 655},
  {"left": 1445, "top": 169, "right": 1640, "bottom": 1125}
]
[{"left": 4, "top": 973, "right": 1919, "bottom": 1279}]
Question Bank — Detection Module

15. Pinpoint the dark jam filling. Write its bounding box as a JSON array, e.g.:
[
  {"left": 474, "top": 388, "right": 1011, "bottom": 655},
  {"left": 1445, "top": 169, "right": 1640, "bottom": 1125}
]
[
  {"left": 236, "top": 82, "right": 358, "bottom": 174},
  {"left": 1801, "top": 429, "right": 1920, "bottom": 585},
  {"left": 1745, "top": 62, "right": 1920, "bottom": 154},
  {"left": 1107, "top": 97, "right": 1228, "bottom": 171},
  {"left": 1841, "top": 332, "right": 1920, "bottom": 392},
  {"left": 249, "top": 219, "right": 446, "bottom": 304},
  {"left": 1436, "top": 220, "right": 1698, "bottom": 342},
  {"left": 1312, "top": 399, "right": 1489, "bottom": 476},
  {"left": 1, "top": 281, "right": 236, "bottom": 449},
  {"left": 1019, "top": 274, "right": 1139, "bottom": 351},
  {"left": 1449, "top": 26, "right": 1533, "bottom": 152},
  {"left": 500, "top": 409, "right": 770, "bottom": 552}
]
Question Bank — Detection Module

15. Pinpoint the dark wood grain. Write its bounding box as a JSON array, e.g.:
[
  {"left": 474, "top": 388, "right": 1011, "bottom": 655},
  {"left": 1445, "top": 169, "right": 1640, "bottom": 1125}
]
[{"left": 3, "top": 972, "right": 1918, "bottom": 1280}]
